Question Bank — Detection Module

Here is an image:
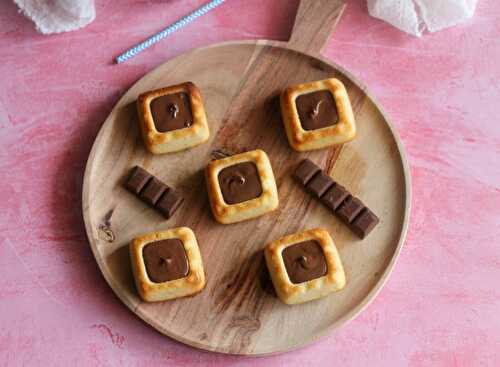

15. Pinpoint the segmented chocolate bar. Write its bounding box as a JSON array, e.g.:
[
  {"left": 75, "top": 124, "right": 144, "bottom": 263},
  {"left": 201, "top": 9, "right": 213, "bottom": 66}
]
[
  {"left": 125, "top": 166, "right": 184, "bottom": 219},
  {"left": 294, "top": 159, "right": 379, "bottom": 238}
]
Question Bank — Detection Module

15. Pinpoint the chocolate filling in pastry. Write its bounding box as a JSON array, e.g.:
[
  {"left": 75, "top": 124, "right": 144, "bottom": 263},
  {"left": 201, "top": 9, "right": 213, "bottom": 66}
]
[
  {"left": 143, "top": 239, "right": 189, "bottom": 283},
  {"left": 296, "top": 90, "right": 338, "bottom": 131},
  {"left": 218, "top": 162, "right": 262, "bottom": 204},
  {"left": 282, "top": 240, "right": 327, "bottom": 284},
  {"left": 150, "top": 92, "right": 193, "bottom": 132}
]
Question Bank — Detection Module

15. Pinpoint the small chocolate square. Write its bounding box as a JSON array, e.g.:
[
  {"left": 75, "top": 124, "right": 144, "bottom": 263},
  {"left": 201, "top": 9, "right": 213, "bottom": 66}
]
[
  {"left": 336, "top": 196, "right": 365, "bottom": 223},
  {"left": 351, "top": 208, "right": 379, "bottom": 238},
  {"left": 156, "top": 189, "right": 184, "bottom": 219},
  {"left": 306, "top": 171, "right": 334, "bottom": 198},
  {"left": 294, "top": 159, "right": 321, "bottom": 186},
  {"left": 140, "top": 178, "right": 168, "bottom": 206},
  {"left": 321, "top": 184, "right": 349, "bottom": 211},
  {"left": 126, "top": 166, "right": 152, "bottom": 194}
]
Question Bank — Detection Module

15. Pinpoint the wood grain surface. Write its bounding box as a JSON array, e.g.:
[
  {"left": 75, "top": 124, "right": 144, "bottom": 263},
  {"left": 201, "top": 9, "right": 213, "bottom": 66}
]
[{"left": 82, "top": 0, "right": 410, "bottom": 355}]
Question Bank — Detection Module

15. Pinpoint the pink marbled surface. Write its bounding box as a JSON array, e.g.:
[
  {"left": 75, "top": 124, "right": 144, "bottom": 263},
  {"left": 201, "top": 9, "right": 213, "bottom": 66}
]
[{"left": 1, "top": 0, "right": 499, "bottom": 365}]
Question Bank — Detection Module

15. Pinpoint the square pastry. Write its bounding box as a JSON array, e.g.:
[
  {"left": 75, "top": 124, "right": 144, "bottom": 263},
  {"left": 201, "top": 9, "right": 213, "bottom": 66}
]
[
  {"left": 280, "top": 78, "right": 356, "bottom": 151},
  {"left": 137, "top": 82, "right": 210, "bottom": 154},
  {"left": 205, "top": 149, "right": 279, "bottom": 224},
  {"left": 264, "top": 228, "right": 346, "bottom": 304},
  {"left": 130, "top": 227, "right": 206, "bottom": 302}
]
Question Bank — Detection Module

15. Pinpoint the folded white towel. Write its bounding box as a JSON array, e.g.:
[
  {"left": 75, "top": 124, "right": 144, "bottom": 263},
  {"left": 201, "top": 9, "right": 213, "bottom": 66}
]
[
  {"left": 367, "top": 0, "right": 478, "bottom": 36},
  {"left": 14, "top": 0, "right": 95, "bottom": 34}
]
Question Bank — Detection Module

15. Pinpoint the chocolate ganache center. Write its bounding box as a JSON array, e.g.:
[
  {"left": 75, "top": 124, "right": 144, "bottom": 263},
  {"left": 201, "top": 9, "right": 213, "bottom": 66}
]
[
  {"left": 218, "top": 162, "right": 262, "bottom": 205},
  {"left": 150, "top": 92, "right": 193, "bottom": 132},
  {"left": 143, "top": 239, "right": 189, "bottom": 283},
  {"left": 296, "top": 90, "right": 338, "bottom": 131},
  {"left": 282, "top": 240, "right": 327, "bottom": 284}
]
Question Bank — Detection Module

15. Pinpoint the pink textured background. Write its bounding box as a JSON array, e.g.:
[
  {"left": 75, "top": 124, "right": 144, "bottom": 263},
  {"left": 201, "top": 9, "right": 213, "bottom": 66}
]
[{"left": 1, "top": 0, "right": 499, "bottom": 365}]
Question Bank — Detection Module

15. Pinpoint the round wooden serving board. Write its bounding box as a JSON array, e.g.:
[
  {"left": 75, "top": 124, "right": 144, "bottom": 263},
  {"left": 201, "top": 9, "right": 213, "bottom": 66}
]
[{"left": 82, "top": 0, "right": 411, "bottom": 356}]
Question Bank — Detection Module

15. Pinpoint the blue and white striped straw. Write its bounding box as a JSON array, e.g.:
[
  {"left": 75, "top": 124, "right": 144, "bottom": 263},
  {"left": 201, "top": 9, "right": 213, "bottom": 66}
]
[{"left": 115, "top": 0, "right": 226, "bottom": 64}]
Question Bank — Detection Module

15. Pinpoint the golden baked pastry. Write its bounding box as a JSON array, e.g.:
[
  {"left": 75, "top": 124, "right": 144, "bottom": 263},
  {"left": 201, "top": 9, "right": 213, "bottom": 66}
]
[
  {"left": 205, "top": 149, "right": 279, "bottom": 224},
  {"left": 130, "top": 227, "right": 206, "bottom": 302},
  {"left": 280, "top": 78, "right": 356, "bottom": 151},
  {"left": 137, "top": 82, "right": 210, "bottom": 154},
  {"left": 264, "top": 227, "right": 346, "bottom": 304}
]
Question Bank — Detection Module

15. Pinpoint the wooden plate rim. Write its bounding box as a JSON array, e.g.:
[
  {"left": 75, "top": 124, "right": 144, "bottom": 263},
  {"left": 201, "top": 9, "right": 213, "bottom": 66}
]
[{"left": 82, "top": 39, "right": 412, "bottom": 356}]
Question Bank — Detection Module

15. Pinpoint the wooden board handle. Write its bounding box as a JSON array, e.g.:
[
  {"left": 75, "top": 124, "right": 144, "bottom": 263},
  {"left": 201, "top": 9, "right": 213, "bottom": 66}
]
[{"left": 288, "top": 0, "right": 346, "bottom": 54}]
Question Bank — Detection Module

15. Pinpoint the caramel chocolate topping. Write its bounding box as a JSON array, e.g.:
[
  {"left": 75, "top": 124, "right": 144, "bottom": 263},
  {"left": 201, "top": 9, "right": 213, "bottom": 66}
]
[
  {"left": 143, "top": 239, "right": 189, "bottom": 283},
  {"left": 150, "top": 92, "right": 193, "bottom": 132},
  {"left": 282, "top": 240, "right": 327, "bottom": 284},
  {"left": 296, "top": 90, "right": 338, "bottom": 131},
  {"left": 218, "top": 162, "right": 262, "bottom": 205}
]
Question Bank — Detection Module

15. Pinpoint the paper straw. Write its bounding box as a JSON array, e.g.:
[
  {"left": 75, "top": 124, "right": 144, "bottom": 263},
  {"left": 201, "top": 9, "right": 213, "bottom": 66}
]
[{"left": 115, "top": 0, "right": 226, "bottom": 64}]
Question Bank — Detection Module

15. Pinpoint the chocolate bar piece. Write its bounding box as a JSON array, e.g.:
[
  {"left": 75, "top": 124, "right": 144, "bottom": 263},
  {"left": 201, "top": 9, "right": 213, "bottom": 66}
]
[
  {"left": 294, "top": 159, "right": 321, "bottom": 186},
  {"left": 293, "top": 160, "right": 379, "bottom": 239},
  {"left": 351, "top": 208, "right": 379, "bottom": 239},
  {"left": 306, "top": 171, "right": 334, "bottom": 198},
  {"left": 140, "top": 177, "right": 168, "bottom": 206},
  {"left": 336, "top": 196, "right": 364, "bottom": 223},
  {"left": 156, "top": 189, "right": 184, "bottom": 219},
  {"left": 125, "top": 166, "right": 183, "bottom": 219},
  {"left": 321, "top": 184, "right": 349, "bottom": 211},
  {"left": 126, "top": 166, "right": 152, "bottom": 194}
]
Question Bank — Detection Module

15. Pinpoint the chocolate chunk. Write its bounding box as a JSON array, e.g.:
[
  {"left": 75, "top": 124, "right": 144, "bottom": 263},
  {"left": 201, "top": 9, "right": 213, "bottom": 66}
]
[
  {"left": 156, "top": 189, "right": 184, "bottom": 219},
  {"left": 294, "top": 159, "right": 321, "bottom": 186},
  {"left": 306, "top": 171, "right": 334, "bottom": 198},
  {"left": 351, "top": 208, "right": 379, "bottom": 238},
  {"left": 218, "top": 162, "right": 262, "bottom": 205},
  {"left": 150, "top": 92, "right": 193, "bottom": 132},
  {"left": 125, "top": 166, "right": 183, "bottom": 219},
  {"left": 282, "top": 240, "right": 327, "bottom": 284},
  {"left": 321, "top": 184, "right": 349, "bottom": 211},
  {"left": 126, "top": 166, "right": 152, "bottom": 194},
  {"left": 140, "top": 177, "right": 168, "bottom": 206},
  {"left": 296, "top": 90, "right": 338, "bottom": 131},
  {"left": 336, "top": 196, "right": 365, "bottom": 223},
  {"left": 143, "top": 239, "right": 189, "bottom": 283}
]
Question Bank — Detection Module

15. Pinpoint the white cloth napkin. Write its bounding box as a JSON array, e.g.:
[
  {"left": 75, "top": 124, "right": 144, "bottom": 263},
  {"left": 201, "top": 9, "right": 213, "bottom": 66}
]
[
  {"left": 14, "top": 0, "right": 477, "bottom": 37},
  {"left": 367, "top": 0, "right": 478, "bottom": 36},
  {"left": 14, "top": 0, "right": 95, "bottom": 34}
]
